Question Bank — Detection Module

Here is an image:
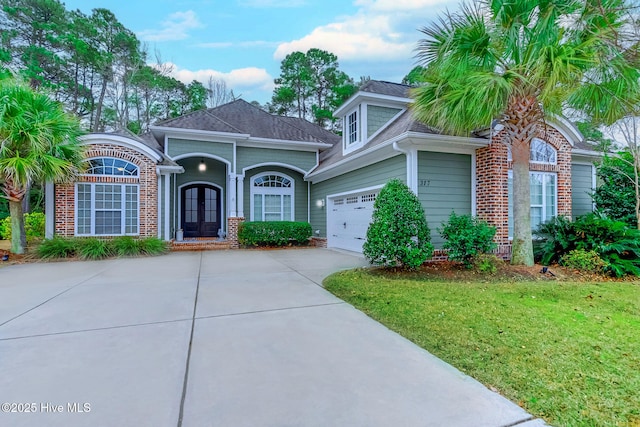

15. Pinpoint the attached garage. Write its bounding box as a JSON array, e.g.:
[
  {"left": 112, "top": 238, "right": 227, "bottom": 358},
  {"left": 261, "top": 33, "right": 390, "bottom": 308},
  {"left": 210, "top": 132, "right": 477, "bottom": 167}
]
[{"left": 327, "top": 188, "right": 380, "bottom": 253}]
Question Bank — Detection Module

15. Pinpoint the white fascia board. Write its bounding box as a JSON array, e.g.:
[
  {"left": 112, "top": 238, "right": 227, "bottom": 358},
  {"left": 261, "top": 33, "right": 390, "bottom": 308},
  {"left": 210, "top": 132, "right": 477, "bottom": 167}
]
[
  {"left": 150, "top": 126, "right": 250, "bottom": 144},
  {"left": 333, "top": 91, "right": 413, "bottom": 117},
  {"left": 239, "top": 137, "right": 332, "bottom": 151},
  {"left": 80, "top": 134, "right": 163, "bottom": 162},
  {"left": 307, "top": 132, "right": 489, "bottom": 183},
  {"left": 306, "top": 138, "right": 401, "bottom": 183},
  {"left": 396, "top": 132, "right": 489, "bottom": 153},
  {"left": 572, "top": 149, "right": 603, "bottom": 162},
  {"left": 547, "top": 115, "right": 584, "bottom": 146},
  {"left": 156, "top": 165, "right": 185, "bottom": 175}
]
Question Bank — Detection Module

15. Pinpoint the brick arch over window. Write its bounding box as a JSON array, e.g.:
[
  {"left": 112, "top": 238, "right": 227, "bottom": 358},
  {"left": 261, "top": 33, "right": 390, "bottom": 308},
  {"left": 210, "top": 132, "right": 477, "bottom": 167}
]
[
  {"left": 54, "top": 142, "right": 159, "bottom": 238},
  {"left": 475, "top": 125, "right": 573, "bottom": 257}
]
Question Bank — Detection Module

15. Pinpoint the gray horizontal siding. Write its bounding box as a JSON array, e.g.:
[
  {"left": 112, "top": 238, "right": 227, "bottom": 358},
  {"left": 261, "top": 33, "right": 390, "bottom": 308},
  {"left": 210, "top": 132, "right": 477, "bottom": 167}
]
[
  {"left": 242, "top": 166, "right": 308, "bottom": 223},
  {"left": 418, "top": 152, "right": 472, "bottom": 248},
  {"left": 572, "top": 163, "right": 594, "bottom": 218},
  {"left": 310, "top": 155, "right": 406, "bottom": 237},
  {"left": 237, "top": 147, "right": 316, "bottom": 173},
  {"left": 367, "top": 105, "right": 401, "bottom": 138},
  {"left": 167, "top": 138, "right": 234, "bottom": 164}
]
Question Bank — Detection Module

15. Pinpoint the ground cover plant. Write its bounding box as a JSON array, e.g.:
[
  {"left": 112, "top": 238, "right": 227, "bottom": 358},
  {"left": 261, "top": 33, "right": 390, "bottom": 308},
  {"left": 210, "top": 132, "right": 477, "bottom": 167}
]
[
  {"left": 325, "top": 266, "right": 640, "bottom": 427},
  {"left": 37, "top": 236, "right": 168, "bottom": 260}
]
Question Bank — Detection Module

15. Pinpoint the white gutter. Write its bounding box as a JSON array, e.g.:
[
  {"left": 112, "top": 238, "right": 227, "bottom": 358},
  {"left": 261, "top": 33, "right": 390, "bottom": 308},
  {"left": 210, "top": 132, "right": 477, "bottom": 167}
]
[{"left": 392, "top": 142, "right": 418, "bottom": 194}]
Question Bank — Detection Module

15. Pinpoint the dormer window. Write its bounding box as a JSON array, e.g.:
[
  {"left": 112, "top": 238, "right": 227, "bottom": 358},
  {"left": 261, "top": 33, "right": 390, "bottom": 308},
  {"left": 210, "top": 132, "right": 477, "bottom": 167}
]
[
  {"left": 343, "top": 106, "right": 364, "bottom": 154},
  {"left": 348, "top": 110, "right": 358, "bottom": 144}
]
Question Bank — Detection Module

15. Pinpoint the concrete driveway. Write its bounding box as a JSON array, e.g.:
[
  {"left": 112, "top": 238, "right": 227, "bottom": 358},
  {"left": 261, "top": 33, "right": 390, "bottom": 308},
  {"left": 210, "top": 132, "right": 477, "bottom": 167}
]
[{"left": 0, "top": 249, "right": 543, "bottom": 427}]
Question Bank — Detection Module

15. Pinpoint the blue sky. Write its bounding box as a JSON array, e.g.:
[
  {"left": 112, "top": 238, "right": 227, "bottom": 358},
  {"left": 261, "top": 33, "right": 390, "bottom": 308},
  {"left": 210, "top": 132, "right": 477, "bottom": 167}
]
[{"left": 63, "top": 0, "right": 459, "bottom": 104}]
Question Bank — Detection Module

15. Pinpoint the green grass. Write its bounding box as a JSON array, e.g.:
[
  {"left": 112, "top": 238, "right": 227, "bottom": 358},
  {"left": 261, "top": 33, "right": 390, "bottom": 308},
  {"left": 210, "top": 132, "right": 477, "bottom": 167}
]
[{"left": 325, "top": 269, "right": 640, "bottom": 427}]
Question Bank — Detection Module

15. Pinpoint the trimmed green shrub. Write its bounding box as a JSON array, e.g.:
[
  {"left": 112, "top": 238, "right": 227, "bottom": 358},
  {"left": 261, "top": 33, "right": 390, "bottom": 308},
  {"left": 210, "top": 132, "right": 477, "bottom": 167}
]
[
  {"left": 238, "top": 221, "right": 312, "bottom": 246},
  {"left": 438, "top": 212, "right": 497, "bottom": 268},
  {"left": 37, "top": 237, "right": 77, "bottom": 259},
  {"left": 363, "top": 179, "right": 433, "bottom": 269},
  {"left": 77, "top": 238, "right": 113, "bottom": 260},
  {"left": 560, "top": 249, "right": 608, "bottom": 274},
  {"left": 536, "top": 213, "right": 640, "bottom": 277},
  {"left": 0, "top": 212, "right": 45, "bottom": 242}
]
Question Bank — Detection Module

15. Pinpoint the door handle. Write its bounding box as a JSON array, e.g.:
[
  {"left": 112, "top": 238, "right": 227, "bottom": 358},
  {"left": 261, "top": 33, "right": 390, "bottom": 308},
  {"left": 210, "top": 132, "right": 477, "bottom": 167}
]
[{"left": 343, "top": 222, "right": 347, "bottom": 229}]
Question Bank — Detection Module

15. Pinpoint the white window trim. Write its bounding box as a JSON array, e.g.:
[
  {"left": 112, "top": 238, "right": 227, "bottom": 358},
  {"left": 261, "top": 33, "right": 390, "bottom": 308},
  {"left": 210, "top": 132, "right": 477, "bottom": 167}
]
[
  {"left": 75, "top": 183, "right": 140, "bottom": 236},
  {"left": 343, "top": 105, "right": 364, "bottom": 155},
  {"left": 81, "top": 157, "right": 140, "bottom": 177},
  {"left": 508, "top": 171, "right": 558, "bottom": 239},
  {"left": 249, "top": 172, "right": 295, "bottom": 221}
]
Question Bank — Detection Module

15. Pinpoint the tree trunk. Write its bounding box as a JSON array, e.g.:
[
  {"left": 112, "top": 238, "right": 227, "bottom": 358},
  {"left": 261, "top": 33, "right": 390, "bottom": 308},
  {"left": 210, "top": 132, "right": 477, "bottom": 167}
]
[
  {"left": 504, "top": 94, "right": 541, "bottom": 266},
  {"left": 511, "top": 144, "right": 533, "bottom": 266},
  {"left": 93, "top": 79, "right": 108, "bottom": 132},
  {"left": 9, "top": 199, "right": 26, "bottom": 255}
]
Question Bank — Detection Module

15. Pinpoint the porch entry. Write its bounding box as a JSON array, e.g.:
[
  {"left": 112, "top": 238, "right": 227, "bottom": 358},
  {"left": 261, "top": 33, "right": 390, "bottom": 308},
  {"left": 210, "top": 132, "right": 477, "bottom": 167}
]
[{"left": 181, "top": 184, "right": 221, "bottom": 238}]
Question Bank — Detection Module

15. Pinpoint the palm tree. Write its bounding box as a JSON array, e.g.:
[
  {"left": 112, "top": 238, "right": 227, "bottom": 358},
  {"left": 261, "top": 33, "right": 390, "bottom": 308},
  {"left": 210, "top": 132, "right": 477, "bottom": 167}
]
[
  {"left": 0, "top": 78, "right": 85, "bottom": 254},
  {"left": 411, "top": 0, "right": 639, "bottom": 265}
]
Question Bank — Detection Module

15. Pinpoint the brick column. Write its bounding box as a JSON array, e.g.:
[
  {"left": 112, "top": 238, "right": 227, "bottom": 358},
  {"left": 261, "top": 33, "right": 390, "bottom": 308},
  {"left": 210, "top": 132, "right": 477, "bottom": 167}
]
[{"left": 227, "top": 217, "right": 245, "bottom": 249}]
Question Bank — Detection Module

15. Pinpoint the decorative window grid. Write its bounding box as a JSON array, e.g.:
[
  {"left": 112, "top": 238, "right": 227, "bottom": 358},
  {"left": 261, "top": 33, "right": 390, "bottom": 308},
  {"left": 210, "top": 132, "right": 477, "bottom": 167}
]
[
  {"left": 86, "top": 157, "right": 139, "bottom": 176},
  {"left": 361, "top": 193, "right": 376, "bottom": 202}
]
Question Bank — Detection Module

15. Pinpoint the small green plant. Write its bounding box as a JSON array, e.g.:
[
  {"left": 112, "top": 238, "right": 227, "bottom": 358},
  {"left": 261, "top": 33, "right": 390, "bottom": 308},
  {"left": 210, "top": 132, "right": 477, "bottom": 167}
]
[
  {"left": 238, "top": 221, "right": 312, "bottom": 246},
  {"left": 36, "top": 237, "right": 77, "bottom": 259},
  {"left": 536, "top": 213, "right": 640, "bottom": 277},
  {"left": 560, "top": 249, "right": 608, "bottom": 274},
  {"left": 438, "top": 212, "right": 497, "bottom": 268},
  {"left": 473, "top": 253, "right": 501, "bottom": 274},
  {"left": 363, "top": 179, "right": 433, "bottom": 269},
  {"left": 76, "top": 238, "right": 113, "bottom": 260},
  {"left": 138, "top": 237, "right": 169, "bottom": 255},
  {"left": 111, "top": 236, "right": 142, "bottom": 257},
  {"left": 0, "top": 212, "right": 46, "bottom": 242}
]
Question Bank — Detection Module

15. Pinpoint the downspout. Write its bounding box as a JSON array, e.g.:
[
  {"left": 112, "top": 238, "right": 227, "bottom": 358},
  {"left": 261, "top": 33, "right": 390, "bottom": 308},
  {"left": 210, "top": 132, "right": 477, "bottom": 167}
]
[{"left": 393, "top": 141, "right": 418, "bottom": 194}]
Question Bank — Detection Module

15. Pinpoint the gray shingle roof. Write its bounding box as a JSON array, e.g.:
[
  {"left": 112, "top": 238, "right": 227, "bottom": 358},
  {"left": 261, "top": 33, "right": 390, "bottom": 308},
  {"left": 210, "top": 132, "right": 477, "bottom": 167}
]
[
  {"left": 154, "top": 99, "right": 334, "bottom": 144},
  {"left": 359, "top": 80, "right": 411, "bottom": 98}
]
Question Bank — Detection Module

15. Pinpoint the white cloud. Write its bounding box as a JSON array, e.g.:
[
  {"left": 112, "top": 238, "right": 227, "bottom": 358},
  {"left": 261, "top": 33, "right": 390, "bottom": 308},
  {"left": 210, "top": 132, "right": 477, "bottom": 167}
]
[
  {"left": 138, "top": 11, "right": 203, "bottom": 42},
  {"left": 158, "top": 62, "right": 275, "bottom": 93},
  {"left": 274, "top": 12, "right": 413, "bottom": 62}
]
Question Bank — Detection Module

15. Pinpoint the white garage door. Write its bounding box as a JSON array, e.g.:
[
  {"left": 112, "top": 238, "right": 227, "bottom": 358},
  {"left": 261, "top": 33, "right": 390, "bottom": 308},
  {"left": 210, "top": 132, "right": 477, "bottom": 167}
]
[{"left": 327, "top": 190, "right": 379, "bottom": 253}]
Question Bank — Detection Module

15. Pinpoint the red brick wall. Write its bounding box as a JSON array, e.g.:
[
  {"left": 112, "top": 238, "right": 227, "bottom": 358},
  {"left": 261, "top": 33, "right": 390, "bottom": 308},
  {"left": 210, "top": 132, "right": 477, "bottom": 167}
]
[
  {"left": 475, "top": 127, "right": 573, "bottom": 254},
  {"left": 54, "top": 143, "right": 158, "bottom": 237},
  {"left": 227, "top": 217, "right": 244, "bottom": 249}
]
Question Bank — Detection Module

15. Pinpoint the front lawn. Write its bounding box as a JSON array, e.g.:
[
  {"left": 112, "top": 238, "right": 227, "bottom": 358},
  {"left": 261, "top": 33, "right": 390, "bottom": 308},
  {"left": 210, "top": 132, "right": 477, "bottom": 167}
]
[{"left": 325, "top": 268, "right": 640, "bottom": 427}]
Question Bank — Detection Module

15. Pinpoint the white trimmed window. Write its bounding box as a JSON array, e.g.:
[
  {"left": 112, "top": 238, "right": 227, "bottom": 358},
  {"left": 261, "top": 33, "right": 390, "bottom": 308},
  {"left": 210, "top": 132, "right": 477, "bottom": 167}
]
[
  {"left": 343, "top": 106, "right": 363, "bottom": 153},
  {"left": 508, "top": 171, "right": 557, "bottom": 237},
  {"left": 76, "top": 184, "right": 139, "bottom": 235},
  {"left": 250, "top": 173, "right": 294, "bottom": 221}
]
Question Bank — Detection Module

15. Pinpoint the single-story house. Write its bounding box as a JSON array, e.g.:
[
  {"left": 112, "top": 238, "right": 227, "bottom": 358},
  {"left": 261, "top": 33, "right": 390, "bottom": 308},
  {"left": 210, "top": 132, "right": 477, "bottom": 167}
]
[{"left": 45, "top": 80, "right": 598, "bottom": 255}]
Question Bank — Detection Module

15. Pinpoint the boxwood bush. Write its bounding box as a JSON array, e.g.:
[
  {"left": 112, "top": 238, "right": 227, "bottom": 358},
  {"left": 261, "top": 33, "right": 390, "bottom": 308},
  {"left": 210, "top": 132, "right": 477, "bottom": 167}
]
[
  {"left": 238, "top": 221, "right": 312, "bottom": 246},
  {"left": 363, "top": 179, "right": 433, "bottom": 269}
]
